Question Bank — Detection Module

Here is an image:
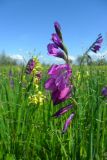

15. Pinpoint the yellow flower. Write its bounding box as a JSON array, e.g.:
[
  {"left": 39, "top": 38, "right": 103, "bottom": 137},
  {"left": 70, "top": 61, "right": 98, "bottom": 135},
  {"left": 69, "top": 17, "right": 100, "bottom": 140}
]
[
  {"left": 29, "top": 91, "right": 46, "bottom": 106},
  {"left": 32, "top": 57, "right": 42, "bottom": 75}
]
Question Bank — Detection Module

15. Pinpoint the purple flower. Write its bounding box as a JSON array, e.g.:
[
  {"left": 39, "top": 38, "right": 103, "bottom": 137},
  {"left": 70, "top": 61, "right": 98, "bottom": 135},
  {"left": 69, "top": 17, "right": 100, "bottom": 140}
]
[
  {"left": 26, "top": 58, "right": 35, "bottom": 74},
  {"left": 54, "top": 21, "right": 61, "bottom": 33},
  {"left": 9, "top": 69, "right": 13, "bottom": 77},
  {"left": 52, "top": 33, "right": 63, "bottom": 49},
  {"left": 91, "top": 45, "right": 101, "bottom": 53},
  {"left": 8, "top": 69, "right": 14, "bottom": 88},
  {"left": 45, "top": 64, "right": 72, "bottom": 105},
  {"left": 54, "top": 21, "right": 63, "bottom": 40},
  {"left": 10, "top": 79, "right": 14, "bottom": 88},
  {"left": 45, "top": 78, "right": 57, "bottom": 91},
  {"left": 90, "top": 34, "right": 103, "bottom": 53},
  {"left": 52, "top": 86, "right": 72, "bottom": 105},
  {"left": 101, "top": 86, "right": 107, "bottom": 97},
  {"left": 52, "top": 104, "right": 73, "bottom": 117},
  {"left": 47, "top": 64, "right": 71, "bottom": 77},
  {"left": 62, "top": 112, "right": 75, "bottom": 134},
  {"left": 47, "top": 43, "right": 65, "bottom": 59},
  {"left": 45, "top": 22, "right": 75, "bottom": 133}
]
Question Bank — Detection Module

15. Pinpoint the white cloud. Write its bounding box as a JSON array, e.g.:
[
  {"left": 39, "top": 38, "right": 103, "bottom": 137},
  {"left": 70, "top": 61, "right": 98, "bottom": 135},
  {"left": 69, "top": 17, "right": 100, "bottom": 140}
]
[
  {"left": 68, "top": 55, "right": 76, "bottom": 61},
  {"left": 101, "top": 50, "right": 107, "bottom": 57},
  {"left": 38, "top": 55, "right": 44, "bottom": 58},
  {"left": 48, "top": 55, "right": 77, "bottom": 64},
  {"left": 10, "top": 54, "right": 24, "bottom": 61},
  {"left": 89, "top": 50, "right": 107, "bottom": 60},
  {"left": 55, "top": 57, "right": 64, "bottom": 63}
]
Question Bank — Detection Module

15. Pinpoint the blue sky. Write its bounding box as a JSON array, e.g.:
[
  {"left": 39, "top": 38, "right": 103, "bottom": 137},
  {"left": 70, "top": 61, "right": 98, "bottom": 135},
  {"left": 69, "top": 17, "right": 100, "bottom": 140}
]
[{"left": 0, "top": 0, "right": 107, "bottom": 63}]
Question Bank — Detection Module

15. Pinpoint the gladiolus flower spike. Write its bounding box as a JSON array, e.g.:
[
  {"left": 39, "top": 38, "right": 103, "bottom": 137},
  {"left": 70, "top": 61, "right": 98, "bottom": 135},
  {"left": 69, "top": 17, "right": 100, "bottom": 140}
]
[
  {"left": 26, "top": 57, "right": 42, "bottom": 75},
  {"left": 27, "top": 57, "right": 46, "bottom": 106},
  {"left": 47, "top": 21, "right": 69, "bottom": 61},
  {"left": 26, "top": 58, "right": 35, "bottom": 74},
  {"left": 45, "top": 21, "right": 75, "bottom": 133},
  {"left": 90, "top": 34, "right": 103, "bottom": 53}
]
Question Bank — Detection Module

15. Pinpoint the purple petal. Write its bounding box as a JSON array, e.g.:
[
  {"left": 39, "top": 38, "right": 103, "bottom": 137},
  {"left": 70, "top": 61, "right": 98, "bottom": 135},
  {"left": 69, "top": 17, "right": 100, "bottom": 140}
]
[
  {"left": 45, "top": 64, "right": 72, "bottom": 105},
  {"left": 48, "top": 43, "right": 58, "bottom": 52},
  {"left": 51, "top": 33, "right": 63, "bottom": 48},
  {"left": 54, "top": 21, "right": 63, "bottom": 40},
  {"left": 52, "top": 88, "right": 71, "bottom": 105},
  {"left": 90, "top": 34, "right": 103, "bottom": 53},
  {"left": 91, "top": 45, "right": 101, "bottom": 53},
  {"left": 59, "top": 87, "right": 71, "bottom": 99},
  {"left": 45, "top": 78, "right": 56, "bottom": 91},
  {"left": 52, "top": 104, "right": 73, "bottom": 117},
  {"left": 56, "top": 76, "right": 67, "bottom": 91},
  {"left": 48, "top": 64, "right": 59, "bottom": 75},
  {"left": 54, "top": 21, "right": 61, "bottom": 32},
  {"left": 101, "top": 86, "right": 107, "bottom": 97},
  {"left": 26, "top": 59, "right": 35, "bottom": 74},
  {"left": 52, "top": 89, "right": 60, "bottom": 105},
  {"left": 62, "top": 113, "right": 75, "bottom": 133},
  {"left": 47, "top": 43, "right": 64, "bottom": 59},
  {"left": 96, "top": 38, "right": 103, "bottom": 43},
  {"left": 48, "top": 64, "right": 72, "bottom": 76}
]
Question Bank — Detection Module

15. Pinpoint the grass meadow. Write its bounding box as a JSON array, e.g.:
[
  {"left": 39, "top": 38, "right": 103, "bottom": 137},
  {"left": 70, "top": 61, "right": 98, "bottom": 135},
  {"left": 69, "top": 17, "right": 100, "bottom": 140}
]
[{"left": 0, "top": 64, "right": 107, "bottom": 160}]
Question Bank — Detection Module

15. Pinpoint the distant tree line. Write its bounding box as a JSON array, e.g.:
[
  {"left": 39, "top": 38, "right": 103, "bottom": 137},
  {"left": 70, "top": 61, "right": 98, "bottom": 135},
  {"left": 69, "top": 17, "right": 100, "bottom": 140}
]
[
  {"left": 0, "top": 51, "right": 18, "bottom": 65},
  {"left": 1, "top": 50, "right": 107, "bottom": 66},
  {"left": 76, "top": 55, "right": 107, "bottom": 65}
]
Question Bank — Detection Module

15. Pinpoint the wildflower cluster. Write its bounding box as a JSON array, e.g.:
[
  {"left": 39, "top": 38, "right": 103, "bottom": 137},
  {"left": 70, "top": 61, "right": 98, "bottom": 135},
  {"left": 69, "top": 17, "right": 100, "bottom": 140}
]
[
  {"left": 45, "top": 22, "right": 75, "bottom": 133},
  {"left": 29, "top": 91, "right": 46, "bottom": 106},
  {"left": 90, "top": 34, "right": 103, "bottom": 53},
  {"left": 26, "top": 57, "right": 46, "bottom": 106},
  {"left": 80, "top": 34, "right": 103, "bottom": 65},
  {"left": 26, "top": 57, "right": 42, "bottom": 75}
]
